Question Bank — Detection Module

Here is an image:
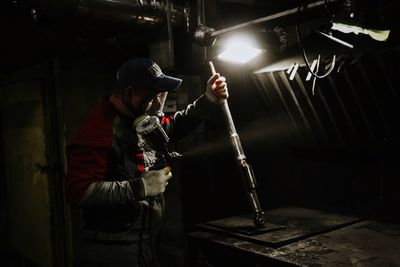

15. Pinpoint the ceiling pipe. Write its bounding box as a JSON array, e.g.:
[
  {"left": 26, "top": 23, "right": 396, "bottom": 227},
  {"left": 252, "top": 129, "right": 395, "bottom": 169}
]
[
  {"left": 193, "top": 0, "right": 342, "bottom": 47},
  {"left": 30, "top": 0, "right": 189, "bottom": 30},
  {"left": 76, "top": 0, "right": 165, "bottom": 27}
]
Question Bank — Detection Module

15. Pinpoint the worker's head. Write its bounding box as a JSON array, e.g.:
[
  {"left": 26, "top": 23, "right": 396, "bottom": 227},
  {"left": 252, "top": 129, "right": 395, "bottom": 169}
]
[{"left": 113, "top": 58, "right": 182, "bottom": 116}]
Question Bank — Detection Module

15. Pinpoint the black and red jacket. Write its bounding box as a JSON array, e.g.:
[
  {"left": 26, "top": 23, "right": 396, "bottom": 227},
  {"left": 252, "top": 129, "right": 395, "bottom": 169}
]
[{"left": 66, "top": 94, "right": 213, "bottom": 237}]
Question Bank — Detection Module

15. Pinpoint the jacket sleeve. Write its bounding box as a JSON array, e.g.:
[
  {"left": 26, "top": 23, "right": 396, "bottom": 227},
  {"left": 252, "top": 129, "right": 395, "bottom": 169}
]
[
  {"left": 66, "top": 145, "right": 146, "bottom": 208},
  {"left": 165, "top": 94, "right": 216, "bottom": 141}
]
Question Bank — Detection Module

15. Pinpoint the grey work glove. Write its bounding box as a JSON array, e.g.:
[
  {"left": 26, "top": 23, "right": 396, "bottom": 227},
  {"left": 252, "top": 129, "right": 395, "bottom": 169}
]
[
  {"left": 141, "top": 166, "right": 172, "bottom": 196},
  {"left": 205, "top": 73, "right": 229, "bottom": 103}
]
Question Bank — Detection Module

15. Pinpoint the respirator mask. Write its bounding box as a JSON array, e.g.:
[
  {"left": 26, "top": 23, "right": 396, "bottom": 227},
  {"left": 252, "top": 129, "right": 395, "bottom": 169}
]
[{"left": 134, "top": 92, "right": 181, "bottom": 169}]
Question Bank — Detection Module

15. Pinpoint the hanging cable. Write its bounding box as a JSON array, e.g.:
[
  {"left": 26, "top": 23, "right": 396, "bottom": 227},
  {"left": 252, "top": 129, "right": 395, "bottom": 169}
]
[
  {"left": 312, "top": 55, "right": 321, "bottom": 95},
  {"left": 295, "top": 24, "right": 336, "bottom": 79},
  {"left": 295, "top": 1, "right": 336, "bottom": 79}
]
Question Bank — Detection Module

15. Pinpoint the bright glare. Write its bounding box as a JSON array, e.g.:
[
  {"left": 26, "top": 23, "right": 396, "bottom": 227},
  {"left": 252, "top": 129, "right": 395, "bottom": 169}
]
[{"left": 218, "top": 37, "right": 263, "bottom": 64}]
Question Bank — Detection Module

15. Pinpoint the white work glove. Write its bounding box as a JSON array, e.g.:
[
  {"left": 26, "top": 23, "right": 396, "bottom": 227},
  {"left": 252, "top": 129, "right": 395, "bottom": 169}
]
[
  {"left": 141, "top": 167, "right": 172, "bottom": 196},
  {"left": 205, "top": 73, "right": 229, "bottom": 103}
]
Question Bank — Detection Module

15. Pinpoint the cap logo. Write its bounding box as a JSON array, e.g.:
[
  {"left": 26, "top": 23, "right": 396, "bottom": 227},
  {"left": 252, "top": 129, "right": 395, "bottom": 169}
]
[{"left": 148, "top": 63, "right": 163, "bottom": 78}]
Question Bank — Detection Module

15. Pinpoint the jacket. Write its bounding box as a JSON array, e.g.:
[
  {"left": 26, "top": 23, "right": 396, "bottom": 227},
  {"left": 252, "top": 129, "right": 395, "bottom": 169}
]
[{"left": 66, "top": 94, "right": 213, "bottom": 241}]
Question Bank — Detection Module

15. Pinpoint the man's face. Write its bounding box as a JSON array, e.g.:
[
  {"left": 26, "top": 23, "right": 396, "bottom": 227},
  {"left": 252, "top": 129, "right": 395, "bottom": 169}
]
[{"left": 122, "top": 87, "right": 161, "bottom": 117}]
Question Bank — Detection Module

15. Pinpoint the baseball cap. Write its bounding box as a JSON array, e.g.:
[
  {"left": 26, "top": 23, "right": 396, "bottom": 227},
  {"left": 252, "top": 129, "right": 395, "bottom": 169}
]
[{"left": 114, "top": 58, "right": 182, "bottom": 92}]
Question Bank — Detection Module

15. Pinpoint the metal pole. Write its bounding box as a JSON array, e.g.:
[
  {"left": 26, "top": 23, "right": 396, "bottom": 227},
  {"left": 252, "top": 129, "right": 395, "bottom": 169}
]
[
  {"left": 209, "top": 61, "right": 265, "bottom": 227},
  {"left": 210, "top": 0, "right": 340, "bottom": 37}
]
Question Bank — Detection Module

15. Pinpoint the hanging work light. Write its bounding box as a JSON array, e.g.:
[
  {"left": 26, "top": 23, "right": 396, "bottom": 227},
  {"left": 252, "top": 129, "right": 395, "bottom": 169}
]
[{"left": 217, "top": 36, "right": 263, "bottom": 64}]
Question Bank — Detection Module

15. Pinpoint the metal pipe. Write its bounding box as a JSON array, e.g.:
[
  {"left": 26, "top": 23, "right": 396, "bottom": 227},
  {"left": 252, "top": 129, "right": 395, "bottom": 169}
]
[
  {"left": 209, "top": 61, "right": 265, "bottom": 227},
  {"left": 77, "top": 0, "right": 164, "bottom": 27},
  {"left": 194, "top": 0, "right": 341, "bottom": 47},
  {"left": 210, "top": 0, "right": 341, "bottom": 37},
  {"left": 33, "top": 0, "right": 188, "bottom": 29}
]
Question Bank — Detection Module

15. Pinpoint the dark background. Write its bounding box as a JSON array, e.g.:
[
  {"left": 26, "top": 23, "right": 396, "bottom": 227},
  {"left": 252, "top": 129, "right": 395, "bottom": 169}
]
[{"left": 0, "top": 0, "right": 399, "bottom": 266}]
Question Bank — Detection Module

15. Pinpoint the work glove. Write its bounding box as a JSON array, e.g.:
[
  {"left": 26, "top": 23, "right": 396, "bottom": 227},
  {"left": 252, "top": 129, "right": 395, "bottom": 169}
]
[
  {"left": 141, "top": 166, "right": 172, "bottom": 196},
  {"left": 205, "top": 73, "right": 229, "bottom": 103}
]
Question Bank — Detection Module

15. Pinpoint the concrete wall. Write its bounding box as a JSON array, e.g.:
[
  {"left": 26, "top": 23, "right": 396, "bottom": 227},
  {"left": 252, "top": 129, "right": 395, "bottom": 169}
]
[
  {"left": 0, "top": 57, "right": 118, "bottom": 266},
  {"left": 0, "top": 66, "right": 53, "bottom": 267}
]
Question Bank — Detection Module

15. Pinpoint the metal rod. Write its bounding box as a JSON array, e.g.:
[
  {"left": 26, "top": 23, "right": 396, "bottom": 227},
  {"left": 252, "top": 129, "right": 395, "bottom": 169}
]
[
  {"left": 316, "top": 30, "right": 354, "bottom": 49},
  {"left": 209, "top": 61, "right": 265, "bottom": 227}
]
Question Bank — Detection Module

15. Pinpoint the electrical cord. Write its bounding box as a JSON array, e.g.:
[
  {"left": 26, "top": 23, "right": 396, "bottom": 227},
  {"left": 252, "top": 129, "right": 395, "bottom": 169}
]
[
  {"left": 312, "top": 55, "right": 321, "bottom": 95},
  {"left": 295, "top": 24, "right": 336, "bottom": 79},
  {"left": 295, "top": 1, "right": 336, "bottom": 79}
]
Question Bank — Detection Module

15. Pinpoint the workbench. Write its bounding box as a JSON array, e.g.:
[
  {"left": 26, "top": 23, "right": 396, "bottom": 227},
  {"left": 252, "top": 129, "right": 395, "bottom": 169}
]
[{"left": 188, "top": 207, "right": 400, "bottom": 266}]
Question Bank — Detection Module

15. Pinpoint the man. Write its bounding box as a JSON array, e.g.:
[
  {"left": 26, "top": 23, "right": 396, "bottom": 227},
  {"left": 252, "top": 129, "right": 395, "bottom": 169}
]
[{"left": 66, "top": 57, "right": 228, "bottom": 266}]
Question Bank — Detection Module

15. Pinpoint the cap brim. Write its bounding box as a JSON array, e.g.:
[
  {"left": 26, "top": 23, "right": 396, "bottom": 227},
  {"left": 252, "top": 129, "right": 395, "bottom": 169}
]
[{"left": 151, "top": 74, "right": 182, "bottom": 92}]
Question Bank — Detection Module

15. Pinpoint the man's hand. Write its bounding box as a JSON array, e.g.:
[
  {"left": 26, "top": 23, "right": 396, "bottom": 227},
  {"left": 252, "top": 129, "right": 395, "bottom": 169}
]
[
  {"left": 205, "top": 73, "right": 229, "bottom": 103},
  {"left": 141, "top": 167, "right": 172, "bottom": 196}
]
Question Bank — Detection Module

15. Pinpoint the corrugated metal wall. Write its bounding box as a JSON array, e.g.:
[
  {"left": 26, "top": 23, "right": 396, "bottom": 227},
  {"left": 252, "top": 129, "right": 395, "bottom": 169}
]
[
  {"left": 253, "top": 49, "right": 400, "bottom": 148},
  {"left": 250, "top": 48, "right": 400, "bottom": 217}
]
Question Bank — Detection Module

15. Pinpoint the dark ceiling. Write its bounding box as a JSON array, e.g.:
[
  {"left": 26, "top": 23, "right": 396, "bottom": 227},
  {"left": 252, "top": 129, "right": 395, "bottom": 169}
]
[
  {"left": 211, "top": 0, "right": 398, "bottom": 73},
  {"left": 0, "top": 0, "right": 398, "bottom": 73}
]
